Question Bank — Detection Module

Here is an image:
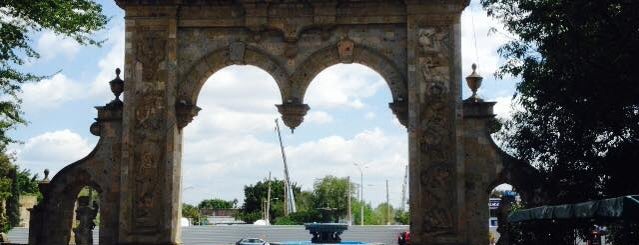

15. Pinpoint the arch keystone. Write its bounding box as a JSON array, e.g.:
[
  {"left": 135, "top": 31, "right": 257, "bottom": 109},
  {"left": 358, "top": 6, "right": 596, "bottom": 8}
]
[
  {"left": 337, "top": 39, "right": 355, "bottom": 63},
  {"left": 229, "top": 42, "right": 246, "bottom": 65}
]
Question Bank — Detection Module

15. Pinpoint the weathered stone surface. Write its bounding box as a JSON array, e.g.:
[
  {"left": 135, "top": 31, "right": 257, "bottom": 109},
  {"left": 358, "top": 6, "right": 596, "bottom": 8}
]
[{"left": 26, "top": 1, "right": 543, "bottom": 245}]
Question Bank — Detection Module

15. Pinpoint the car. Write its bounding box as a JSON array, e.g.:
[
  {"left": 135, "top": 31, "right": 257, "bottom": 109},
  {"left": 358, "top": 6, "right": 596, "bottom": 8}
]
[
  {"left": 236, "top": 238, "right": 270, "bottom": 245},
  {"left": 397, "top": 231, "right": 410, "bottom": 245}
]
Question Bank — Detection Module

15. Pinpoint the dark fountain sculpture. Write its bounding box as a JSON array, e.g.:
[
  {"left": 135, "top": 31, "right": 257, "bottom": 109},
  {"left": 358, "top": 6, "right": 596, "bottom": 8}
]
[{"left": 304, "top": 207, "right": 349, "bottom": 244}]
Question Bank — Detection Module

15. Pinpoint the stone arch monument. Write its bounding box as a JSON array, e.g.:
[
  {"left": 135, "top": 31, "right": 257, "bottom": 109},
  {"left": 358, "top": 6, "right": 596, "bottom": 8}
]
[{"left": 27, "top": 1, "right": 543, "bottom": 244}]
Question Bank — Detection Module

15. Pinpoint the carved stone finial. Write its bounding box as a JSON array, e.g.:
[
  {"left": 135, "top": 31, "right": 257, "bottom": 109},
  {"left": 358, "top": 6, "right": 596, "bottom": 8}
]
[
  {"left": 465, "top": 63, "right": 483, "bottom": 102},
  {"left": 107, "top": 68, "right": 125, "bottom": 108},
  {"left": 276, "top": 99, "right": 310, "bottom": 133},
  {"left": 43, "top": 169, "right": 50, "bottom": 182},
  {"left": 176, "top": 101, "right": 201, "bottom": 129},
  {"left": 389, "top": 98, "right": 408, "bottom": 128}
]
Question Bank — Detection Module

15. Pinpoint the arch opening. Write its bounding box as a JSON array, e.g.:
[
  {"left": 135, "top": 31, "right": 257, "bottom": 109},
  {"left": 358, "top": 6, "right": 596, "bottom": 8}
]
[
  {"left": 180, "top": 65, "right": 282, "bottom": 226},
  {"left": 69, "top": 186, "right": 101, "bottom": 245},
  {"left": 178, "top": 63, "right": 409, "bottom": 237}
]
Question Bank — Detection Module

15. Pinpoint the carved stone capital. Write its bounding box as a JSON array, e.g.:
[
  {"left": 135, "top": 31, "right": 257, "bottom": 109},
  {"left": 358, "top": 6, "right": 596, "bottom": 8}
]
[
  {"left": 176, "top": 101, "right": 201, "bottom": 129},
  {"left": 462, "top": 100, "right": 496, "bottom": 118},
  {"left": 389, "top": 100, "right": 408, "bottom": 127},
  {"left": 276, "top": 102, "right": 310, "bottom": 132}
]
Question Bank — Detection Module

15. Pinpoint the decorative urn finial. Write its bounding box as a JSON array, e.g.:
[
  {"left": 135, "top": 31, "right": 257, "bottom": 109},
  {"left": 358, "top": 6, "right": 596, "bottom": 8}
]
[
  {"left": 465, "top": 63, "right": 484, "bottom": 102},
  {"left": 43, "top": 169, "right": 50, "bottom": 182},
  {"left": 108, "top": 68, "right": 124, "bottom": 107}
]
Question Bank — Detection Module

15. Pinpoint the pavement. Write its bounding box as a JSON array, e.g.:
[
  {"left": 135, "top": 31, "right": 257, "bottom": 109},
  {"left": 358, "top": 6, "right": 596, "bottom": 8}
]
[{"left": 6, "top": 225, "right": 408, "bottom": 245}]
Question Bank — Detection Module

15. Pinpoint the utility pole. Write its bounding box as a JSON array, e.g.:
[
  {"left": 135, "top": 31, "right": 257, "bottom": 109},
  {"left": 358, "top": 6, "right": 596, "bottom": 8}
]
[
  {"left": 386, "top": 179, "right": 391, "bottom": 225},
  {"left": 401, "top": 164, "right": 408, "bottom": 211},
  {"left": 283, "top": 180, "right": 288, "bottom": 216},
  {"left": 347, "top": 176, "right": 352, "bottom": 226},
  {"left": 275, "top": 118, "right": 296, "bottom": 215},
  {"left": 359, "top": 168, "right": 364, "bottom": 226},
  {"left": 266, "top": 171, "right": 272, "bottom": 224}
]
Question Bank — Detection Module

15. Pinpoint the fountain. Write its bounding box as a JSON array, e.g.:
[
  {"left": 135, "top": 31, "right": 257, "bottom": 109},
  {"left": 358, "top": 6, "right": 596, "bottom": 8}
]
[{"left": 276, "top": 207, "right": 367, "bottom": 245}]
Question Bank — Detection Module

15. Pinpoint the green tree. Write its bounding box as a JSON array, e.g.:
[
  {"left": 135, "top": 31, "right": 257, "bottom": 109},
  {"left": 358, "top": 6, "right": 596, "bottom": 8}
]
[
  {"left": 181, "top": 203, "right": 203, "bottom": 225},
  {"left": 0, "top": 0, "right": 107, "bottom": 144},
  {"left": 482, "top": 0, "right": 639, "bottom": 243},
  {"left": 374, "top": 202, "right": 395, "bottom": 225},
  {"left": 351, "top": 201, "right": 380, "bottom": 225},
  {"left": 16, "top": 169, "right": 38, "bottom": 196},
  {"left": 197, "top": 198, "right": 237, "bottom": 210},
  {"left": 0, "top": 150, "right": 14, "bottom": 232},
  {"left": 311, "top": 176, "right": 353, "bottom": 220},
  {"left": 239, "top": 178, "right": 301, "bottom": 223},
  {"left": 394, "top": 210, "right": 409, "bottom": 225},
  {"left": 6, "top": 167, "right": 19, "bottom": 228}
]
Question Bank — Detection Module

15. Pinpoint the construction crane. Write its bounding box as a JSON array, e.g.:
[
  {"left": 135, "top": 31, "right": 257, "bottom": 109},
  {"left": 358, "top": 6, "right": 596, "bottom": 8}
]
[
  {"left": 275, "top": 118, "right": 297, "bottom": 215},
  {"left": 400, "top": 164, "right": 408, "bottom": 211}
]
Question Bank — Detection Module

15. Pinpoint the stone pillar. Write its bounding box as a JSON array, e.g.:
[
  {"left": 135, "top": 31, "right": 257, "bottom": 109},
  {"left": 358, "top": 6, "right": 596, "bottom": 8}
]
[
  {"left": 119, "top": 6, "right": 182, "bottom": 244},
  {"left": 406, "top": 3, "right": 467, "bottom": 244}
]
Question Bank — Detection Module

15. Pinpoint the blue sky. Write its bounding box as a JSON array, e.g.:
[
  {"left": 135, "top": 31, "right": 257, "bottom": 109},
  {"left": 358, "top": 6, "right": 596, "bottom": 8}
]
[{"left": 8, "top": 0, "right": 518, "bottom": 208}]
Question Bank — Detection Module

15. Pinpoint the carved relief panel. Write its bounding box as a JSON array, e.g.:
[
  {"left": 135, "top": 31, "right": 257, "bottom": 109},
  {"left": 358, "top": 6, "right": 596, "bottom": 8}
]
[
  {"left": 130, "top": 29, "right": 168, "bottom": 233},
  {"left": 414, "top": 25, "right": 458, "bottom": 238}
]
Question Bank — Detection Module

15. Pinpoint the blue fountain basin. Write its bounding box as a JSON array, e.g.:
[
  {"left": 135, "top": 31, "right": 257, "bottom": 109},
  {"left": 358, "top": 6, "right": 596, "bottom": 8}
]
[{"left": 276, "top": 241, "right": 367, "bottom": 245}]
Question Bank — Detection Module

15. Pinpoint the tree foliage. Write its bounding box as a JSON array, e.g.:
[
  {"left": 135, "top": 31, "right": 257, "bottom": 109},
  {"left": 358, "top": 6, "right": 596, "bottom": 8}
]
[
  {"left": 197, "top": 198, "right": 237, "bottom": 210},
  {"left": 0, "top": 0, "right": 107, "bottom": 144},
  {"left": 6, "top": 167, "right": 19, "bottom": 228},
  {"left": 482, "top": 0, "right": 639, "bottom": 243},
  {"left": 238, "top": 178, "right": 301, "bottom": 223},
  {"left": 311, "top": 176, "right": 352, "bottom": 219},
  {"left": 181, "top": 203, "right": 204, "bottom": 225}
]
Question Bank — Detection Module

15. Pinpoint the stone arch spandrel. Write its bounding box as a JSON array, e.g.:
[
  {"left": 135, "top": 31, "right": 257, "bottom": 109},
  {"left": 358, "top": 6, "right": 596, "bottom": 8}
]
[
  {"left": 290, "top": 41, "right": 408, "bottom": 104},
  {"left": 179, "top": 44, "right": 290, "bottom": 106},
  {"left": 35, "top": 143, "right": 117, "bottom": 245},
  {"left": 30, "top": 106, "right": 122, "bottom": 245}
]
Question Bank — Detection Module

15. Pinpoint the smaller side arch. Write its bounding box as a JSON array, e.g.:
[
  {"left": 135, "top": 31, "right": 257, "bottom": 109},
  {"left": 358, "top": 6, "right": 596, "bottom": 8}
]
[
  {"left": 289, "top": 40, "right": 408, "bottom": 104},
  {"left": 179, "top": 44, "right": 290, "bottom": 106},
  {"left": 29, "top": 105, "right": 122, "bottom": 245}
]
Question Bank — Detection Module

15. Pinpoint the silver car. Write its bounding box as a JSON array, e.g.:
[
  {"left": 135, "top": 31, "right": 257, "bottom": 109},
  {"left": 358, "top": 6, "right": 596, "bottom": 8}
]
[{"left": 236, "top": 238, "right": 270, "bottom": 245}]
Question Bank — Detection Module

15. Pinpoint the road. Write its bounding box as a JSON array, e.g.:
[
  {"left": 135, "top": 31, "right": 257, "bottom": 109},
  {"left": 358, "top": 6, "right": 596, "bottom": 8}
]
[{"left": 7, "top": 225, "right": 408, "bottom": 245}]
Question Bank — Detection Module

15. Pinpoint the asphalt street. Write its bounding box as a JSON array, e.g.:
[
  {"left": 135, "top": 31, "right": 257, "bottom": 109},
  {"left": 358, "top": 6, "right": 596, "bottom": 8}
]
[{"left": 7, "top": 225, "right": 408, "bottom": 245}]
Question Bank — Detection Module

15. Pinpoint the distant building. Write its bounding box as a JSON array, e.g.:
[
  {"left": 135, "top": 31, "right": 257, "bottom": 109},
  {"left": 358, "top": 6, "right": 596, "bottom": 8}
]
[{"left": 200, "top": 208, "right": 244, "bottom": 225}]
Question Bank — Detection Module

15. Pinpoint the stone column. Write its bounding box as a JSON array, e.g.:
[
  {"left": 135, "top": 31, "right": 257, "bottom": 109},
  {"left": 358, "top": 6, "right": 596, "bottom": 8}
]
[
  {"left": 119, "top": 5, "right": 182, "bottom": 244},
  {"left": 406, "top": 3, "right": 467, "bottom": 244}
]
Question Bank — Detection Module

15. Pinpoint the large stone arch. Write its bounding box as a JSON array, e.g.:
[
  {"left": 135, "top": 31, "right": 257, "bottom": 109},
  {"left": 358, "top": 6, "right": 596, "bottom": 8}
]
[
  {"left": 179, "top": 44, "right": 290, "bottom": 106},
  {"left": 24, "top": 1, "right": 537, "bottom": 245},
  {"left": 288, "top": 40, "right": 408, "bottom": 126},
  {"left": 290, "top": 40, "right": 408, "bottom": 104}
]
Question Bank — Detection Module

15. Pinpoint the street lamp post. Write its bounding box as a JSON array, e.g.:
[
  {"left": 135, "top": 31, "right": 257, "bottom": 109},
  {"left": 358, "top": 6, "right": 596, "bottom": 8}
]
[{"left": 353, "top": 163, "right": 366, "bottom": 226}]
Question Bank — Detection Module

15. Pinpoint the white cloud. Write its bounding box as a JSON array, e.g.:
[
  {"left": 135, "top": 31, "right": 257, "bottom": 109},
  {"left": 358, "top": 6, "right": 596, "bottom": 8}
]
[
  {"left": 21, "top": 74, "right": 84, "bottom": 111},
  {"left": 305, "top": 64, "right": 386, "bottom": 109},
  {"left": 88, "top": 25, "right": 125, "bottom": 101},
  {"left": 20, "top": 24, "right": 126, "bottom": 113},
  {"left": 12, "top": 130, "right": 94, "bottom": 176},
  {"left": 492, "top": 96, "right": 515, "bottom": 119},
  {"left": 306, "top": 111, "right": 334, "bottom": 125},
  {"left": 461, "top": 3, "right": 511, "bottom": 77},
  {"left": 36, "top": 31, "right": 81, "bottom": 60},
  {"left": 365, "top": 112, "right": 376, "bottom": 120},
  {"left": 181, "top": 127, "right": 408, "bottom": 207}
]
